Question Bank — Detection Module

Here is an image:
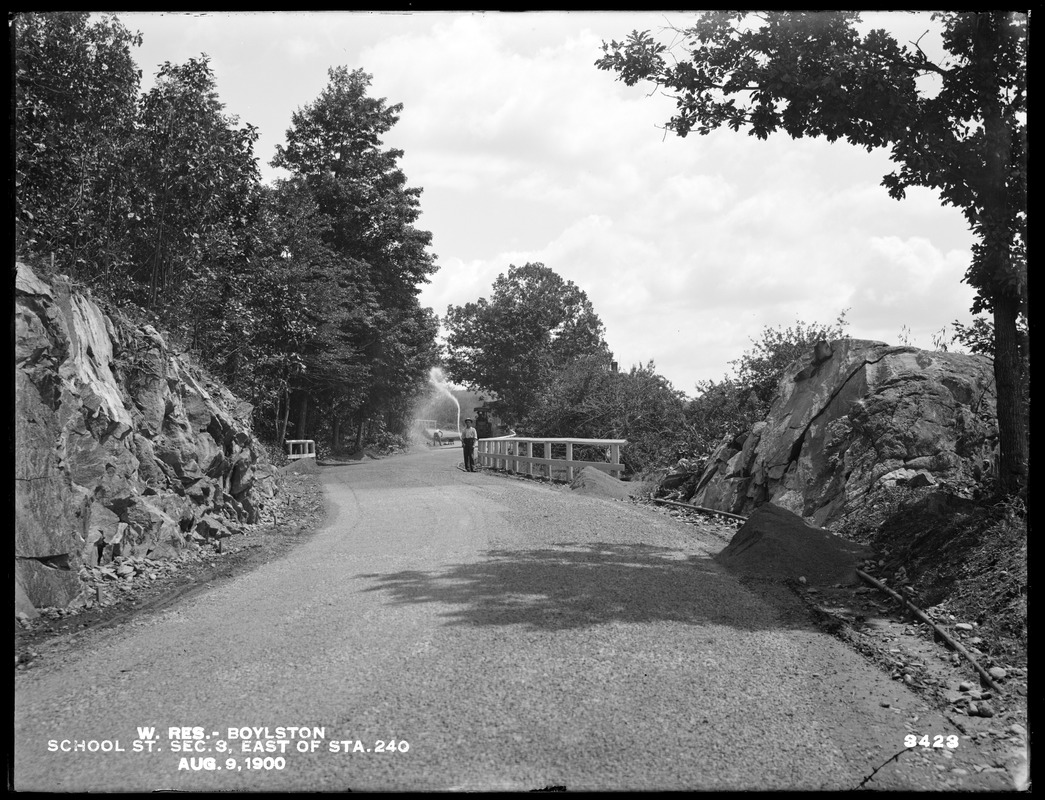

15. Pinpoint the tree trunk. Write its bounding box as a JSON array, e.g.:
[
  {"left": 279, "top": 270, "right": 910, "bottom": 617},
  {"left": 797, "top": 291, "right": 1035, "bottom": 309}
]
[
  {"left": 992, "top": 294, "right": 1028, "bottom": 495},
  {"left": 297, "top": 392, "right": 309, "bottom": 440},
  {"left": 276, "top": 387, "right": 291, "bottom": 448},
  {"left": 332, "top": 417, "right": 341, "bottom": 451},
  {"left": 974, "top": 12, "right": 1028, "bottom": 497},
  {"left": 355, "top": 417, "right": 365, "bottom": 451}
]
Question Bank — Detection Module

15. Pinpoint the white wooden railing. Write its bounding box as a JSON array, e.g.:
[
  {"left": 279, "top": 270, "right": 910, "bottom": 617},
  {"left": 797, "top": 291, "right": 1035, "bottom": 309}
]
[
  {"left": 285, "top": 439, "right": 316, "bottom": 460},
  {"left": 476, "top": 436, "right": 626, "bottom": 480}
]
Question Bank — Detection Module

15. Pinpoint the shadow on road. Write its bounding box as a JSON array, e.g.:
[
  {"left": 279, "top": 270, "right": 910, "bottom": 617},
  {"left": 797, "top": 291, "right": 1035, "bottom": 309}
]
[{"left": 358, "top": 542, "right": 810, "bottom": 632}]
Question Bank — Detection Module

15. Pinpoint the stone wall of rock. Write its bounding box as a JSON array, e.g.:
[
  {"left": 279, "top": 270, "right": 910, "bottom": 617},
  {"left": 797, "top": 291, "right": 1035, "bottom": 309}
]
[
  {"left": 674, "top": 338, "right": 997, "bottom": 529},
  {"left": 15, "top": 263, "right": 278, "bottom": 614}
]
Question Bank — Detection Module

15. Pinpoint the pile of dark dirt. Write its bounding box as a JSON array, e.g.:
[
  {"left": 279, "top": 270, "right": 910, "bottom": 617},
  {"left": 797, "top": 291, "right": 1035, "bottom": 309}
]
[{"left": 714, "top": 503, "right": 873, "bottom": 586}]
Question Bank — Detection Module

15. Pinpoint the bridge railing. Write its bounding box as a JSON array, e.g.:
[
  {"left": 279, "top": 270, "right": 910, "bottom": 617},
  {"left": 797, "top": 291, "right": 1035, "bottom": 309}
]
[
  {"left": 285, "top": 439, "right": 316, "bottom": 460},
  {"left": 476, "top": 436, "right": 626, "bottom": 480}
]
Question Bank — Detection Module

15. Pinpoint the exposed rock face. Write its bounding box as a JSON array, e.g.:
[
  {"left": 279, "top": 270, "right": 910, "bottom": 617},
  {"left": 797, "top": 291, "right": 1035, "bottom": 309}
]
[
  {"left": 15, "top": 263, "right": 278, "bottom": 613},
  {"left": 683, "top": 339, "right": 997, "bottom": 529}
]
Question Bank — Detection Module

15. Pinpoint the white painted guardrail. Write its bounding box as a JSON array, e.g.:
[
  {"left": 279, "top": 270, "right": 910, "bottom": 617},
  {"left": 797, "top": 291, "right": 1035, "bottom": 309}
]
[
  {"left": 285, "top": 439, "right": 316, "bottom": 460},
  {"left": 476, "top": 435, "right": 626, "bottom": 480}
]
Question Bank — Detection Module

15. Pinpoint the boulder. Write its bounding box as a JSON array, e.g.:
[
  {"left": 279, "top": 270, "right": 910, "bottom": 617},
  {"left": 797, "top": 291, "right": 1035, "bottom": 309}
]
[
  {"left": 229, "top": 448, "right": 256, "bottom": 495},
  {"left": 122, "top": 499, "right": 182, "bottom": 555},
  {"left": 690, "top": 339, "right": 997, "bottom": 528},
  {"left": 196, "top": 513, "right": 234, "bottom": 540}
]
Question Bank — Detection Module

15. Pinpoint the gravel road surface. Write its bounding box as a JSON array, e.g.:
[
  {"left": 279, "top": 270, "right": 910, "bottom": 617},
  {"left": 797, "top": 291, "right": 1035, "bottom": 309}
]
[{"left": 14, "top": 447, "right": 1010, "bottom": 791}]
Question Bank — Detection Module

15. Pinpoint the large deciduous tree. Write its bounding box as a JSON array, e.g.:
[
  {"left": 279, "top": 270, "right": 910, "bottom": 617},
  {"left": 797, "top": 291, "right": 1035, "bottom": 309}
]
[
  {"left": 597, "top": 11, "right": 1027, "bottom": 496},
  {"left": 14, "top": 12, "right": 142, "bottom": 279},
  {"left": 129, "top": 57, "right": 261, "bottom": 320},
  {"left": 526, "top": 355, "right": 687, "bottom": 474},
  {"left": 15, "top": 14, "right": 266, "bottom": 377},
  {"left": 271, "top": 67, "right": 439, "bottom": 445},
  {"left": 443, "top": 263, "right": 611, "bottom": 425}
]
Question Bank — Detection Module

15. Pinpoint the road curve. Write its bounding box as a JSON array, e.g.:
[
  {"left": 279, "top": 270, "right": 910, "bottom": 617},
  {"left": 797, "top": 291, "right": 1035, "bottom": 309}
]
[{"left": 14, "top": 447, "right": 1004, "bottom": 791}]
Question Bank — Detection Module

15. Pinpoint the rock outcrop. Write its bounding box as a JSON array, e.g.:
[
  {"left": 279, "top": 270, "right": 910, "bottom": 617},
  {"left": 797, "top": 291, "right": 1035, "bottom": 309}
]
[
  {"left": 15, "top": 263, "right": 278, "bottom": 614},
  {"left": 676, "top": 339, "right": 997, "bottom": 529}
]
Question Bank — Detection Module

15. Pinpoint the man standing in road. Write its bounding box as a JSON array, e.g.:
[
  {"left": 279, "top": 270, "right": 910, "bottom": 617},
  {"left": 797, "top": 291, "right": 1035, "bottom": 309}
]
[{"left": 461, "top": 418, "right": 478, "bottom": 472}]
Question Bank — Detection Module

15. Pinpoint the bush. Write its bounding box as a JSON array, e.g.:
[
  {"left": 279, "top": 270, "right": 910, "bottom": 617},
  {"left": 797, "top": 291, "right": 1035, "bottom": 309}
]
[{"left": 521, "top": 356, "right": 686, "bottom": 476}]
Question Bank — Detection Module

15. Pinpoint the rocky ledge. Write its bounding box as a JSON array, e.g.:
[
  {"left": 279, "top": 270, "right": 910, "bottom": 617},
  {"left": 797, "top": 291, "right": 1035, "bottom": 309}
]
[
  {"left": 15, "top": 263, "right": 278, "bottom": 616},
  {"left": 662, "top": 338, "right": 997, "bottom": 529}
]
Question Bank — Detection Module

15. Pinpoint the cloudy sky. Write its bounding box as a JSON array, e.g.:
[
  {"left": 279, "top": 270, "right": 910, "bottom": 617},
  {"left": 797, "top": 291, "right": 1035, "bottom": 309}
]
[{"left": 114, "top": 10, "right": 979, "bottom": 396}]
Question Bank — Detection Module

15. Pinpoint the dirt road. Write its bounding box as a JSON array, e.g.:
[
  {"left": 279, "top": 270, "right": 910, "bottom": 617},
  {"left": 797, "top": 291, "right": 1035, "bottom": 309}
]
[{"left": 13, "top": 447, "right": 1014, "bottom": 790}]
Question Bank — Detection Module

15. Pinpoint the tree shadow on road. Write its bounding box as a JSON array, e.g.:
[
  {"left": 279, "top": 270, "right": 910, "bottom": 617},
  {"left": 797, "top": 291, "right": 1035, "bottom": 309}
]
[{"left": 357, "top": 542, "right": 812, "bottom": 632}]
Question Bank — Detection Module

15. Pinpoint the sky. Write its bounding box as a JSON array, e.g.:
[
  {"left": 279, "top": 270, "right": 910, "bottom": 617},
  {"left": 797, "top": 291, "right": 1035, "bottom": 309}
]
[{"left": 112, "top": 10, "right": 980, "bottom": 397}]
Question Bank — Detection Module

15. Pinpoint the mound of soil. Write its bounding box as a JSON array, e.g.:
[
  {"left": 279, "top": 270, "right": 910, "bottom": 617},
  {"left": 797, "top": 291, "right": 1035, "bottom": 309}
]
[
  {"left": 715, "top": 503, "right": 873, "bottom": 585},
  {"left": 281, "top": 457, "right": 320, "bottom": 473},
  {"left": 569, "top": 466, "right": 648, "bottom": 501}
]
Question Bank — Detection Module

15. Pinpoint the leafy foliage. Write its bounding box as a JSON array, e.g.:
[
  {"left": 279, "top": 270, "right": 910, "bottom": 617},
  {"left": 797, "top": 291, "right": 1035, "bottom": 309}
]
[
  {"left": 444, "top": 263, "right": 611, "bottom": 425},
  {"left": 523, "top": 356, "right": 687, "bottom": 475},
  {"left": 14, "top": 12, "right": 142, "bottom": 276},
  {"left": 597, "top": 11, "right": 1028, "bottom": 494},
  {"left": 951, "top": 317, "right": 995, "bottom": 356},
  {"left": 730, "top": 310, "right": 850, "bottom": 411},
  {"left": 269, "top": 67, "right": 440, "bottom": 447},
  {"left": 125, "top": 57, "right": 262, "bottom": 319},
  {"left": 14, "top": 16, "right": 440, "bottom": 451}
]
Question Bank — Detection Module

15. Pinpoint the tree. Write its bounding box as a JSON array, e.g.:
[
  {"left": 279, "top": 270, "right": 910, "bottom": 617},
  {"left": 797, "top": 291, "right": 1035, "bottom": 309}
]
[
  {"left": 443, "top": 263, "right": 611, "bottom": 425},
  {"left": 270, "top": 67, "right": 439, "bottom": 445},
  {"left": 15, "top": 15, "right": 267, "bottom": 387},
  {"left": 525, "top": 355, "right": 687, "bottom": 474},
  {"left": 225, "top": 181, "right": 329, "bottom": 445},
  {"left": 14, "top": 12, "right": 142, "bottom": 280},
  {"left": 128, "top": 57, "right": 261, "bottom": 319},
  {"left": 597, "top": 11, "right": 1028, "bottom": 495}
]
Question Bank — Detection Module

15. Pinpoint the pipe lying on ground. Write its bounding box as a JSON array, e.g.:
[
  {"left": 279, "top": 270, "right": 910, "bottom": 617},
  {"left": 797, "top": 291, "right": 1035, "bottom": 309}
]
[
  {"left": 855, "top": 568, "right": 1002, "bottom": 696},
  {"left": 651, "top": 498, "right": 749, "bottom": 522}
]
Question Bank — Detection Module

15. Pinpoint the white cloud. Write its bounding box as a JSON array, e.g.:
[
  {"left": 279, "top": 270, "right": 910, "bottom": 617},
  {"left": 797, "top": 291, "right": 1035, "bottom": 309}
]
[{"left": 115, "top": 11, "right": 983, "bottom": 393}]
